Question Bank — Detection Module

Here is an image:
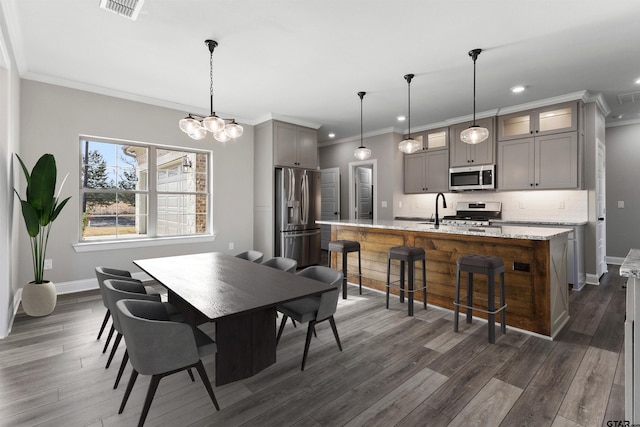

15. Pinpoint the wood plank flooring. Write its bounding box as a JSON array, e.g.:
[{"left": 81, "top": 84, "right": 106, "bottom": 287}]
[{"left": 0, "top": 262, "right": 626, "bottom": 426}]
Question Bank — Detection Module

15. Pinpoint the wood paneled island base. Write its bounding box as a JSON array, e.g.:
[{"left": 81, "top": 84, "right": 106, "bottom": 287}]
[{"left": 327, "top": 223, "right": 569, "bottom": 338}]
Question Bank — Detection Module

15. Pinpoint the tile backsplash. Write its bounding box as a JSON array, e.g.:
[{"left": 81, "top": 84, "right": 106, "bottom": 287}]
[{"left": 395, "top": 190, "right": 588, "bottom": 222}]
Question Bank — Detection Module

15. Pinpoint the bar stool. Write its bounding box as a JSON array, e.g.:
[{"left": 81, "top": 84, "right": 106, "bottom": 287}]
[
  {"left": 453, "top": 254, "right": 507, "bottom": 343},
  {"left": 385, "top": 246, "right": 427, "bottom": 316},
  {"left": 328, "top": 240, "right": 362, "bottom": 299}
]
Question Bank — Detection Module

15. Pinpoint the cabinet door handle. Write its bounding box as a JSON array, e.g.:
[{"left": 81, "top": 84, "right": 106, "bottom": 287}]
[
  {"left": 530, "top": 183, "right": 533, "bottom": 187},
  {"left": 535, "top": 130, "right": 539, "bottom": 134},
  {"left": 598, "top": 217, "right": 605, "bottom": 221},
  {"left": 530, "top": 130, "right": 533, "bottom": 134},
  {"left": 535, "top": 183, "right": 539, "bottom": 186}
]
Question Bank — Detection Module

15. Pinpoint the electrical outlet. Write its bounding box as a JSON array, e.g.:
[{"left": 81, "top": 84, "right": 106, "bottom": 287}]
[
  {"left": 44, "top": 259, "right": 53, "bottom": 270},
  {"left": 398, "top": 201, "right": 403, "bottom": 208},
  {"left": 228, "top": 242, "right": 234, "bottom": 250},
  {"left": 618, "top": 201, "right": 625, "bottom": 208},
  {"left": 558, "top": 200, "right": 565, "bottom": 209},
  {"left": 381, "top": 201, "right": 387, "bottom": 208}
]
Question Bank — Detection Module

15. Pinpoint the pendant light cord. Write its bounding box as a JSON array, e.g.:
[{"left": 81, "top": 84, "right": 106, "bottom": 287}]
[
  {"left": 360, "top": 94, "right": 364, "bottom": 147},
  {"left": 407, "top": 77, "right": 411, "bottom": 138},
  {"left": 472, "top": 55, "right": 476, "bottom": 126},
  {"left": 209, "top": 49, "right": 214, "bottom": 116}
]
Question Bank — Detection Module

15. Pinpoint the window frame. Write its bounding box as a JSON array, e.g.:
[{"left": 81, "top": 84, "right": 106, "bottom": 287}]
[{"left": 74, "top": 135, "right": 214, "bottom": 251}]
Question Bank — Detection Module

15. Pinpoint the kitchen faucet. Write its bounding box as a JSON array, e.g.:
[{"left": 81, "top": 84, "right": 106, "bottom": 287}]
[{"left": 435, "top": 192, "right": 447, "bottom": 228}]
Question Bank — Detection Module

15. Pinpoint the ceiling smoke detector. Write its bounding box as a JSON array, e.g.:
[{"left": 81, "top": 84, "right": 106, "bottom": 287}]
[{"left": 99, "top": 0, "right": 144, "bottom": 21}]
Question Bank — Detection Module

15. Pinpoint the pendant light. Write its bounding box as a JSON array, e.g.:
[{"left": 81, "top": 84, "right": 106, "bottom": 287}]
[
  {"left": 179, "top": 40, "right": 243, "bottom": 142},
  {"left": 353, "top": 91, "right": 372, "bottom": 160},
  {"left": 460, "top": 48, "right": 489, "bottom": 145},
  {"left": 398, "top": 74, "right": 421, "bottom": 154}
]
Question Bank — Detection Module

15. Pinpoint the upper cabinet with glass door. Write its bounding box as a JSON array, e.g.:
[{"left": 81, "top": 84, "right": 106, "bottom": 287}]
[
  {"left": 498, "top": 101, "right": 579, "bottom": 141},
  {"left": 403, "top": 127, "right": 449, "bottom": 152}
]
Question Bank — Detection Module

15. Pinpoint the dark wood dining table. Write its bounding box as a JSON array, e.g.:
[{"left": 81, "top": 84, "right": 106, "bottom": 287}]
[{"left": 133, "top": 252, "right": 335, "bottom": 385}]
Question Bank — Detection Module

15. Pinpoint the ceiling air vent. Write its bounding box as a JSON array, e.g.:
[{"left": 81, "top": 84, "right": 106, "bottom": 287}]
[
  {"left": 617, "top": 91, "right": 640, "bottom": 105},
  {"left": 99, "top": 0, "right": 144, "bottom": 21}
]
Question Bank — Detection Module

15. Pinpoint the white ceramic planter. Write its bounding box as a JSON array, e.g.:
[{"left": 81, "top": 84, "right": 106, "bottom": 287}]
[{"left": 22, "top": 281, "right": 57, "bottom": 316}]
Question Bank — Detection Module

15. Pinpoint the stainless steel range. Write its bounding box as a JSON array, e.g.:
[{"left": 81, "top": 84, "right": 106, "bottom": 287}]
[{"left": 441, "top": 201, "right": 502, "bottom": 226}]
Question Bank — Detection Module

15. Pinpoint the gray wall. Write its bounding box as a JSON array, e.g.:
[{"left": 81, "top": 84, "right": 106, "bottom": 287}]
[
  {"left": 319, "top": 132, "right": 400, "bottom": 221},
  {"left": 605, "top": 122, "right": 640, "bottom": 258},
  {"left": 13, "top": 80, "right": 254, "bottom": 295}
]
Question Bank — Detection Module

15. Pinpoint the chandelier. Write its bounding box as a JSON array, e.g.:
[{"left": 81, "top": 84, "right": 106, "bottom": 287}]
[{"left": 179, "top": 40, "right": 243, "bottom": 142}]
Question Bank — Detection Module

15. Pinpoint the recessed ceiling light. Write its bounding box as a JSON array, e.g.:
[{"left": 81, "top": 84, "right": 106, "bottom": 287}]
[
  {"left": 328, "top": 133, "right": 335, "bottom": 138},
  {"left": 635, "top": 77, "right": 640, "bottom": 85},
  {"left": 397, "top": 116, "right": 406, "bottom": 122},
  {"left": 511, "top": 85, "right": 526, "bottom": 93}
]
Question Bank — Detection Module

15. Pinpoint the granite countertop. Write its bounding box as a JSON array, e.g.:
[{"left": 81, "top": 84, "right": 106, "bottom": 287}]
[
  {"left": 620, "top": 248, "right": 640, "bottom": 279},
  {"left": 317, "top": 219, "right": 571, "bottom": 241},
  {"left": 394, "top": 217, "right": 587, "bottom": 226}
]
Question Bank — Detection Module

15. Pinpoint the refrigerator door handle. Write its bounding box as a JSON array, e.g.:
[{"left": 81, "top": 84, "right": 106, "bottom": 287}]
[{"left": 301, "top": 173, "right": 308, "bottom": 225}]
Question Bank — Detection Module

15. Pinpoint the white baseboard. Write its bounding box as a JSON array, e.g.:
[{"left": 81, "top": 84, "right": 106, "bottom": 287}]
[
  {"left": 586, "top": 273, "right": 600, "bottom": 285},
  {"left": 54, "top": 271, "right": 153, "bottom": 295},
  {"left": 606, "top": 256, "right": 626, "bottom": 265}
]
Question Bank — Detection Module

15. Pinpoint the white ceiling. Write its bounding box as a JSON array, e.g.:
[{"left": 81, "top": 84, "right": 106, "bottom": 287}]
[{"left": 2, "top": 0, "right": 640, "bottom": 143}]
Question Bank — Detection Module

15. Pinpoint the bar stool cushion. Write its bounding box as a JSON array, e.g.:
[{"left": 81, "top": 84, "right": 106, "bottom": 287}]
[
  {"left": 388, "top": 246, "right": 425, "bottom": 261},
  {"left": 328, "top": 240, "right": 360, "bottom": 252},
  {"left": 457, "top": 254, "right": 504, "bottom": 270}
]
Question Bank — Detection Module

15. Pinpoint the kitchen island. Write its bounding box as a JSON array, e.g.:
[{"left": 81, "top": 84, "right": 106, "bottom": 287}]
[
  {"left": 319, "top": 219, "right": 571, "bottom": 338},
  {"left": 621, "top": 249, "right": 640, "bottom": 422}
]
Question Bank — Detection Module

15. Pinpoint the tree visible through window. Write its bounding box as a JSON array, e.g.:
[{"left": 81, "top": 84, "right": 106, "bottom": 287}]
[{"left": 80, "top": 138, "right": 209, "bottom": 241}]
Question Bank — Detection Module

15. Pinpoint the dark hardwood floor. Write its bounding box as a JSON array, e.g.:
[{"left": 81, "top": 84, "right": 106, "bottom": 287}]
[{"left": 0, "top": 262, "right": 625, "bottom": 426}]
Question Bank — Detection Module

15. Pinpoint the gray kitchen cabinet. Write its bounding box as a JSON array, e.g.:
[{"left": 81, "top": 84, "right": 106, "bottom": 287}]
[
  {"left": 450, "top": 117, "right": 495, "bottom": 167},
  {"left": 498, "top": 101, "right": 579, "bottom": 141},
  {"left": 498, "top": 131, "right": 578, "bottom": 190},
  {"left": 404, "top": 150, "right": 449, "bottom": 194},
  {"left": 273, "top": 121, "right": 318, "bottom": 169}
]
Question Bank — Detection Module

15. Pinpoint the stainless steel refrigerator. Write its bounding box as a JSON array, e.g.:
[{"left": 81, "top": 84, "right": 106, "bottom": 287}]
[{"left": 275, "top": 167, "right": 321, "bottom": 267}]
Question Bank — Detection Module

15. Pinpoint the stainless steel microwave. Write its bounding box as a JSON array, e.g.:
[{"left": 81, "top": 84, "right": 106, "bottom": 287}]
[{"left": 449, "top": 164, "right": 495, "bottom": 191}]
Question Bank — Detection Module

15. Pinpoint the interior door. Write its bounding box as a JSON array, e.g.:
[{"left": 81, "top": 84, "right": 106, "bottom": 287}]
[
  {"left": 357, "top": 166, "right": 373, "bottom": 219},
  {"left": 596, "top": 139, "right": 607, "bottom": 279},
  {"left": 320, "top": 168, "right": 340, "bottom": 250}
]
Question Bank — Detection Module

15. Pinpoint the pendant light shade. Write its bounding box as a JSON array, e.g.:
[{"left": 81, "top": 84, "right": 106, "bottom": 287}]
[
  {"left": 398, "top": 74, "right": 421, "bottom": 154},
  {"left": 460, "top": 48, "right": 489, "bottom": 145},
  {"left": 354, "top": 91, "right": 371, "bottom": 160},
  {"left": 178, "top": 40, "right": 243, "bottom": 142}
]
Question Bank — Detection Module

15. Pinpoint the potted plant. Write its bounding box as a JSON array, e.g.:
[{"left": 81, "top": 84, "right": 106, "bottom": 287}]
[{"left": 14, "top": 153, "right": 70, "bottom": 316}]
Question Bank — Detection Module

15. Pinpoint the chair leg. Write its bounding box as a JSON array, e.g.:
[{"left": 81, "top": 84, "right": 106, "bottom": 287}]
[
  {"left": 97, "top": 309, "right": 110, "bottom": 340},
  {"left": 422, "top": 258, "right": 427, "bottom": 309},
  {"left": 187, "top": 368, "right": 195, "bottom": 382},
  {"left": 103, "top": 325, "right": 115, "bottom": 353},
  {"left": 276, "top": 314, "right": 288, "bottom": 345},
  {"left": 301, "top": 321, "right": 316, "bottom": 371},
  {"left": 137, "top": 374, "right": 162, "bottom": 427},
  {"left": 408, "top": 261, "right": 414, "bottom": 317},
  {"left": 119, "top": 369, "right": 139, "bottom": 414},
  {"left": 386, "top": 257, "right": 391, "bottom": 309},
  {"left": 114, "top": 349, "right": 129, "bottom": 389},
  {"left": 454, "top": 266, "right": 461, "bottom": 332},
  {"left": 194, "top": 360, "right": 220, "bottom": 410},
  {"left": 328, "top": 316, "right": 342, "bottom": 351},
  {"left": 106, "top": 332, "right": 122, "bottom": 369},
  {"left": 341, "top": 251, "right": 348, "bottom": 299},
  {"left": 358, "top": 249, "right": 362, "bottom": 294},
  {"left": 291, "top": 319, "right": 297, "bottom": 328}
]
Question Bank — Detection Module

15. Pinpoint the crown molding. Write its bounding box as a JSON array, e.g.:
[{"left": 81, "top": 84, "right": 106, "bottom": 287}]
[
  {"left": 254, "top": 113, "right": 322, "bottom": 130},
  {"left": 496, "top": 91, "right": 588, "bottom": 116},
  {"left": 318, "top": 127, "right": 400, "bottom": 147},
  {"left": 606, "top": 117, "right": 640, "bottom": 128}
]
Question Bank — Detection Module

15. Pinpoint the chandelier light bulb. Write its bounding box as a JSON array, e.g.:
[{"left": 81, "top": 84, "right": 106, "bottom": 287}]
[
  {"left": 202, "top": 115, "right": 225, "bottom": 133},
  {"left": 189, "top": 127, "right": 208, "bottom": 140},
  {"left": 224, "top": 122, "right": 244, "bottom": 139},
  {"left": 179, "top": 116, "right": 202, "bottom": 134},
  {"left": 214, "top": 129, "right": 232, "bottom": 143}
]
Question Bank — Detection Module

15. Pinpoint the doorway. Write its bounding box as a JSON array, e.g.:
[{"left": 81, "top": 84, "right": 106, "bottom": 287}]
[
  {"left": 349, "top": 159, "right": 377, "bottom": 221},
  {"left": 596, "top": 138, "right": 607, "bottom": 280}
]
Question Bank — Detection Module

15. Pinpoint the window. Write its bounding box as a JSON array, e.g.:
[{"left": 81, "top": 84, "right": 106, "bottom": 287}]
[{"left": 80, "top": 137, "right": 210, "bottom": 242}]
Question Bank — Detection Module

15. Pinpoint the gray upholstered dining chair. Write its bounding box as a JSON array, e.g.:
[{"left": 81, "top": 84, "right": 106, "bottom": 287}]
[
  {"left": 261, "top": 256, "right": 298, "bottom": 273},
  {"left": 116, "top": 299, "right": 220, "bottom": 427},
  {"left": 102, "top": 279, "right": 185, "bottom": 390},
  {"left": 234, "top": 250, "right": 264, "bottom": 263},
  {"left": 276, "top": 266, "right": 343, "bottom": 371},
  {"left": 95, "top": 267, "right": 161, "bottom": 352}
]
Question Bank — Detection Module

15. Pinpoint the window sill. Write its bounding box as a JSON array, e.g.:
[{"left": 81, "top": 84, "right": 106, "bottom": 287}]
[{"left": 72, "top": 234, "right": 217, "bottom": 253}]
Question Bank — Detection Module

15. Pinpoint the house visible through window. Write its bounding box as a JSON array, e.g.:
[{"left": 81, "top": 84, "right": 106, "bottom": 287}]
[{"left": 80, "top": 137, "right": 210, "bottom": 241}]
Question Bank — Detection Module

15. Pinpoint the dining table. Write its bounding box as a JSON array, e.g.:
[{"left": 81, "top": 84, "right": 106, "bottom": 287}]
[{"left": 133, "top": 252, "right": 335, "bottom": 386}]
